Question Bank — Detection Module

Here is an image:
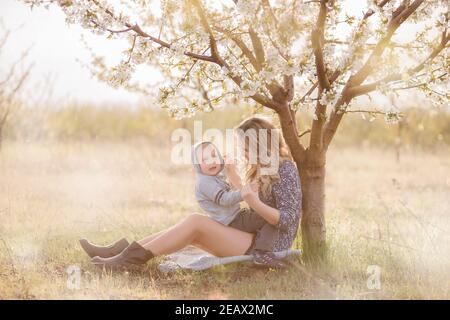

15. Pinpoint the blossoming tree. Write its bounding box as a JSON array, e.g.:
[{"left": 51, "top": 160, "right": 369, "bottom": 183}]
[{"left": 23, "top": 0, "right": 449, "bottom": 258}]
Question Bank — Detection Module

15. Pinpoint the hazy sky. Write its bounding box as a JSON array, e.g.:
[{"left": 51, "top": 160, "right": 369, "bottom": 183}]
[
  {"left": 0, "top": 0, "right": 425, "bottom": 109},
  {"left": 0, "top": 0, "right": 142, "bottom": 107}
]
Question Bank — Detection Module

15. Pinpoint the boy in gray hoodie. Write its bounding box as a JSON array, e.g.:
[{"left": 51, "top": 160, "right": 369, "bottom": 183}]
[{"left": 191, "top": 141, "right": 243, "bottom": 225}]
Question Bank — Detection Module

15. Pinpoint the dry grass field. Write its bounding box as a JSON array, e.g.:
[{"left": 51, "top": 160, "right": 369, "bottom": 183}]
[{"left": 0, "top": 140, "right": 449, "bottom": 299}]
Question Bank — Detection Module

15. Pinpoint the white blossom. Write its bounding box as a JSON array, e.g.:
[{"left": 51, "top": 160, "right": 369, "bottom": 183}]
[
  {"left": 169, "top": 42, "right": 186, "bottom": 58},
  {"left": 239, "top": 78, "right": 260, "bottom": 98},
  {"left": 235, "top": 0, "right": 255, "bottom": 19},
  {"left": 20, "top": 0, "right": 450, "bottom": 120},
  {"left": 282, "top": 59, "right": 300, "bottom": 76},
  {"left": 107, "top": 61, "right": 134, "bottom": 88}
]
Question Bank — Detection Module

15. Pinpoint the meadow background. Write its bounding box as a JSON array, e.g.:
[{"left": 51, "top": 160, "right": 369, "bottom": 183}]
[{"left": 0, "top": 103, "right": 449, "bottom": 299}]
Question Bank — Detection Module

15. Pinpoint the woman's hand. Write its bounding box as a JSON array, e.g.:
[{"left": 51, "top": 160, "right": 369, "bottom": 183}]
[
  {"left": 241, "top": 182, "right": 259, "bottom": 205},
  {"left": 241, "top": 182, "right": 280, "bottom": 226}
]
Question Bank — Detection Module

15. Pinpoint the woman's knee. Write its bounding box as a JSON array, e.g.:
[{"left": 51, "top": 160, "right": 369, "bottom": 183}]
[
  {"left": 182, "top": 213, "right": 208, "bottom": 233},
  {"left": 184, "top": 213, "right": 204, "bottom": 223}
]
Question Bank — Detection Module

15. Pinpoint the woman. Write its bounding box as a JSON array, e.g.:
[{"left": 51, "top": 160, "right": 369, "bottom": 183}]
[{"left": 80, "top": 117, "right": 302, "bottom": 268}]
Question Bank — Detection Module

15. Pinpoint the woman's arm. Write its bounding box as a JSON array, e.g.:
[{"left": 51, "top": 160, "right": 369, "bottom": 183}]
[
  {"left": 271, "top": 162, "right": 302, "bottom": 231},
  {"left": 242, "top": 161, "right": 302, "bottom": 230},
  {"left": 241, "top": 184, "right": 280, "bottom": 225}
]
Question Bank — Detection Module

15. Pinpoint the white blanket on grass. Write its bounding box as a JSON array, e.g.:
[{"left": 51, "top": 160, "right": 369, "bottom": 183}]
[{"left": 158, "top": 246, "right": 301, "bottom": 273}]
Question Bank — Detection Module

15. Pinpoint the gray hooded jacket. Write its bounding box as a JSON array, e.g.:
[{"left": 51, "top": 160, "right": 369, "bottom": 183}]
[{"left": 192, "top": 141, "right": 242, "bottom": 225}]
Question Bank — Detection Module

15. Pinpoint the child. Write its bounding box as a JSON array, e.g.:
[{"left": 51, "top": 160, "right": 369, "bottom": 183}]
[{"left": 191, "top": 141, "right": 243, "bottom": 225}]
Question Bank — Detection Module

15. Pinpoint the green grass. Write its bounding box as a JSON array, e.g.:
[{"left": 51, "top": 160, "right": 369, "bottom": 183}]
[{"left": 0, "top": 141, "right": 449, "bottom": 299}]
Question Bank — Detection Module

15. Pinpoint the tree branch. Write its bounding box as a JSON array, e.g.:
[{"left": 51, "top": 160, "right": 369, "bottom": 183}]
[
  {"left": 349, "top": 0, "right": 425, "bottom": 87},
  {"left": 312, "top": 0, "right": 330, "bottom": 90},
  {"left": 191, "top": 0, "right": 219, "bottom": 60},
  {"left": 308, "top": 0, "right": 334, "bottom": 153},
  {"left": 297, "top": 0, "right": 390, "bottom": 110},
  {"left": 322, "top": 0, "right": 426, "bottom": 150},
  {"left": 213, "top": 26, "right": 259, "bottom": 70},
  {"left": 249, "top": 28, "right": 266, "bottom": 71},
  {"left": 193, "top": 0, "right": 279, "bottom": 111},
  {"left": 347, "top": 32, "right": 449, "bottom": 98},
  {"left": 298, "top": 129, "right": 311, "bottom": 138},
  {"left": 230, "top": 0, "right": 266, "bottom": 70},
  {"left": 277, "top": 104, "right": 307, "bottom": 164},
  {"left": 130, "top": 24, "right": 216, "bottom": 63},
  {"left": 90, "top": 0, "right": 216, "bottom": 63}
]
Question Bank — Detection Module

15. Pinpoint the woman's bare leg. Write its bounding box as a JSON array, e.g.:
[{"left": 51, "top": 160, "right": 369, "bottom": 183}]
[
  {"left": 136, "top": 219, "right": 204, "bottom": 247},
  {"left": 141, "top": 214, "right": 254, "bottom": 257},
  {"left": 137, "top": 219, "right": 193, "bottom": 246},
  {"left": 137, "top": 230, "right": 166, "bottom": 246}
]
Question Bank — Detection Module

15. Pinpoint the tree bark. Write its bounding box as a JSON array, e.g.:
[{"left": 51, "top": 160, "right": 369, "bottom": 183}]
[
  {"left": 277, "top": 106, "right": 327, "bottom": 261},
  {"left": 298, "top": 154, "right": 327, "bottom": 261}
]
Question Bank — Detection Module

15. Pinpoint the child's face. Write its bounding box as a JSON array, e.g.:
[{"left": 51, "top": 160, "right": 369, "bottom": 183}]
[{"left": 197, "top": 144, "right": 222, "bottom": 176}]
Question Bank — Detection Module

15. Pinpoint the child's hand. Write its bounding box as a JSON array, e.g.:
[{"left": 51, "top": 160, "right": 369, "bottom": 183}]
[
  {"left": 223, "top": 154, "right": 237, "bottom": 170},
  {"left": 223, "top": 154, "right": 235, "bottom": 164},
  {"left": 224, "top": 154, "right": 243, "bottom": 189}
]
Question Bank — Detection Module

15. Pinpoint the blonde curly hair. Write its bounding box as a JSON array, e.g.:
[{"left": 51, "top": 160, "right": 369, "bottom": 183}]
[{"left": 235, "top": 116, "right": 292, "bottom": 197}]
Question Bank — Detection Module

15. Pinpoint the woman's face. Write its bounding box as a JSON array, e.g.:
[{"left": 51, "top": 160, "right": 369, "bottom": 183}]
[
  {"left": 235, "top": 130, "right": 261, "bottom": 166},
  {"left": 235, "top": 133, "right": 250, "bottom": 162},
  {"left": 235, "top": 133, "right": 253, "bottom": 164}
]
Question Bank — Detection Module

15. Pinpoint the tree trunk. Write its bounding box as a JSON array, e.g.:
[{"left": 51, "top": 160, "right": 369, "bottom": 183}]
[
  {"left": 277, "top": 106, "right": 327, "bottom": 262},
  {"left": 298, "top": 157, "right": 327, "bottom": 262}
]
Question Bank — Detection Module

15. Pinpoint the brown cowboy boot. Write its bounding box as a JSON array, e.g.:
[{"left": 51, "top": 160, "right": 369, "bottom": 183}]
[
  {"left": 91, "top": 241, "right": 154, "bottom": 268},
  {"left": 79, "top": 238, "right": 129, "bottom": 258}
]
